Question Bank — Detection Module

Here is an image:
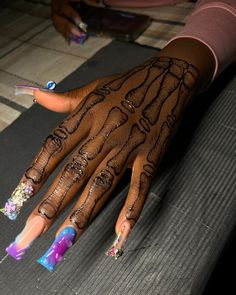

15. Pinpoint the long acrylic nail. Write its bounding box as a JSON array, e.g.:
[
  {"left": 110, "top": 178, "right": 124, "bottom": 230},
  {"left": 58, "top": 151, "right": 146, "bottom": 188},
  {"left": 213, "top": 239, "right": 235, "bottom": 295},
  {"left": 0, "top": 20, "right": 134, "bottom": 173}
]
[
  {"left": 0, "top": 181, "right": 34, "bottom": 220},
  {"left": 106, "top": 220, "right": 131, "bottom": 260},
  {"left": 15, "top": 85, "right": 54, "bottom": 96},
  {"left": 6, "top": 216, "right": 46, "bottom": 260},
  {"left": 37, "top": 226, "right": 77, "bottom": 272}
]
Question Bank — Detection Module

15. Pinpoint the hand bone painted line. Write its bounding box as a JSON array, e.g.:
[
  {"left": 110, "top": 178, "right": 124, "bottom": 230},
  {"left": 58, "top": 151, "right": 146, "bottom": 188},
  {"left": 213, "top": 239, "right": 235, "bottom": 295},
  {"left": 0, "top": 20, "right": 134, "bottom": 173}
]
[
  {"left": 38, "top": 155, "right": 88, "bottom": 219},
  {"left": 25, "top": 128, "right": 69, "bottom": 184},
  {"left": 38, "top": 108, "right": 127, "bottom": 219},
  {"left": 70, "top": 169, "right": 114, "bottom": 230},
  {"left": 58, "top": 88, "right": 107, "bottom": 135},
  {"left": 125, "top": 171, "right": 152, "bottom": 224},
  {"left": 25, "top": 86, "right": 110, "bottom": 185},
  {"left": 143, "top": 59, "right": 199, "bottom": 126},
  {"left": 122, "top": 62, "right": 166, "bottom": 112},
  {"left": 143, "top": 71, "right": 181, "bottom": 126},
  {"left": 139, "top": 118, "right": 150, "bottom": 132},
  {"left": 108, "top": 124, "right": 146, "bottom": 176},
  {"left": 79, "top": 107, "right": 128, "bottom": 160},
  {"left": 31, "top": 57, "right": 198, "bottom": 223},
  {"left": 103, "top": 63, "right": 151, "bottom": 92}
]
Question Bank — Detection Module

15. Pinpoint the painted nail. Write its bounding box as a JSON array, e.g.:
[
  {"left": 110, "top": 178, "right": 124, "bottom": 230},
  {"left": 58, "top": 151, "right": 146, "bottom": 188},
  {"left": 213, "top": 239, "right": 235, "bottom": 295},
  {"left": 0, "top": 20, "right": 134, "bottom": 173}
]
[
  {"left": 6, "top": 216, "right": 46, "bottom": 260},
  {"left": 69, "top": 32, "right": 87, "bottom": 44},
  {"left": 106, "top": 221, "right": 131, "bottom": 260},
  {"left": 74, "top": 19, "right": 88, "bottom": 32},
  {"left": 37, "top": 226, "right": 77, "bottom": 272},
  {"left": 15, "top": 84, "right": 55, "bottom": 96},
  {"left": 0, "top": 181, "right": 34, "bottom": 220}
]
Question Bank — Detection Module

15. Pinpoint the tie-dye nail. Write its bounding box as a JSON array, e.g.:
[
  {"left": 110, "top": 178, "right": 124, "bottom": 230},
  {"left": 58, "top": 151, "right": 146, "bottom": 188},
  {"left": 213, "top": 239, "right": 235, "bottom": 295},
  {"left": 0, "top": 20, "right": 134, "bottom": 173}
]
[
  {"left": 6, "top": 216, "right": 46, "bottom": 260},
  {"left": 37, "top": 226, "right": 77, "bottom": 272}
]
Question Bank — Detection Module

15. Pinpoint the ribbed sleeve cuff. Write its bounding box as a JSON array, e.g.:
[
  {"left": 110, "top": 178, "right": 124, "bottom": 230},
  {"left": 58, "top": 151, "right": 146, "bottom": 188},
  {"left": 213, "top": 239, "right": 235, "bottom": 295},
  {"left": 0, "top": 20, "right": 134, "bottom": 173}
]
[{"left": 168, "top": 5, "right": 236, "bottom": 80}]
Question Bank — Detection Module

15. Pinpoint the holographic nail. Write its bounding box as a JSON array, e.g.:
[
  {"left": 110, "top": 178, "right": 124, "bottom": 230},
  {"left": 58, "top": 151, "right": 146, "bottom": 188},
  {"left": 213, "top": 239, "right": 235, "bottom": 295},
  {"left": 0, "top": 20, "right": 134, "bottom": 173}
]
[
  {"left": 37, "top": 226, "right": 77, "bottom": 272},
  {"left": 106, "top": 221, "right": 131, "bottom": 260},
  {"left": 0, "top": 181, "right": 34, "bottom": 220},
  {"left": 6, "top": 216, "right": 46, "bottom": 260}
]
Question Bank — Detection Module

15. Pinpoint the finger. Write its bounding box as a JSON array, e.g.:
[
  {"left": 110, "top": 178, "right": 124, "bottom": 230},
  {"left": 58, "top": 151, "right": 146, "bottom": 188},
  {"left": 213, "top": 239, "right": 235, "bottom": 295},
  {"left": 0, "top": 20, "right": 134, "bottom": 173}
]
[
  {"left": 106, "top": 155, "right": 152, "bottom": 259},
  {"left": 62, "top": 2, "right": 82, "bottom": 24},
  {"left": 37, "top": 123, "right": 147, "bottom": 271},
  {"left": 37, "top": 147, "right": 128, "bottom": 272},
  {"left": 4, "top": 105, "right": 129, "bottom": 257},
  {"left": 5, "top": 141, "right": 111, "bottom": 261},
  {"left": 52, "top": 14, "right": 82, "bottom": 41},
  {"left": 52, "top": 0, "right": 82, "bottom": 23},
  {"left": 1, "top": 86, "right": 104, "bottom": 220},
  {"left": 33, "top": 80, "right": 99, "bottom": 113}
]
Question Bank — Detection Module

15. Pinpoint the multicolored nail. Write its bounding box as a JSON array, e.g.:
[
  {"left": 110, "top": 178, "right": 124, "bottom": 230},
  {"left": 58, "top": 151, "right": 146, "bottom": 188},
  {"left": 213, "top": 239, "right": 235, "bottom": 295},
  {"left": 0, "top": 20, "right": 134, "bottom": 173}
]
[
  {"left": 6, "top": 216, "right": 46, "bottom": 260},
  {"left": 0, "top": 181, "right": 34, "bottom": 220},
  {"left": 106, "top": 221, "right": 131, "bottom": 260},
  {"left": 69, "top": 32, "right": 87, "bottom": 44},
  {"left": 37, "top": 226, "right": 77, "bottom": 272}
]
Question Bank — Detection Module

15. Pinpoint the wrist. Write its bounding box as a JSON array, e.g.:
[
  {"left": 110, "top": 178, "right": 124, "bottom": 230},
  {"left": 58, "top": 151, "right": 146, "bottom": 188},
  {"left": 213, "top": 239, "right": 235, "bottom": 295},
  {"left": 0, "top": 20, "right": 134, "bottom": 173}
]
[{"left": 159, "top": 37, "right": 216, "bottom": 92}]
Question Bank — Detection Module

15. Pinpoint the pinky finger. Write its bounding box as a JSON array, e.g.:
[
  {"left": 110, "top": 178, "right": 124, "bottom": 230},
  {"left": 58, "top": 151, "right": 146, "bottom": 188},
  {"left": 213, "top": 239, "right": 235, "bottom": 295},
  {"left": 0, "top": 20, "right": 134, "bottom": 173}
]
[{"left": 106, "top": 156, "right": 152, "bottom": 259}]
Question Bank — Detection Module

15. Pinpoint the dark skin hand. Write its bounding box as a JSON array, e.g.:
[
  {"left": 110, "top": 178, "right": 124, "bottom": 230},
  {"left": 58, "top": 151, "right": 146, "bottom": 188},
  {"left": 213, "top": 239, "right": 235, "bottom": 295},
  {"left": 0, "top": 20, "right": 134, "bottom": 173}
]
[
  {"left": 51, "top": 0, "right": 98, "bottom": 41},
  {"left": 3, "top": 38, "right": 215, "bottom": 264}
]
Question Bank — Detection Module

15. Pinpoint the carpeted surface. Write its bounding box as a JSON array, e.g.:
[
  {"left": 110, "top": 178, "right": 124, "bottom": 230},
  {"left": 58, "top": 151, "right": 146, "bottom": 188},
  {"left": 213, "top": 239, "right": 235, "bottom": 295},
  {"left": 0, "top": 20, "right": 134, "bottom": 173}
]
[{"left": 0, "top": 40, "right": 235, "bottom": 295}]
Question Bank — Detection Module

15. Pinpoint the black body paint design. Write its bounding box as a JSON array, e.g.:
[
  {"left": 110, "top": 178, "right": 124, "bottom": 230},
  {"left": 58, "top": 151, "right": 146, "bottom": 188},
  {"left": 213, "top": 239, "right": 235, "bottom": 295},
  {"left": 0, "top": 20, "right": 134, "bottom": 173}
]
[
  {"left": 38, "top": 155, "right": 88, "bottom": 219},
  {"left": 70, "top": 169, "right": 114, "bottom": 229},
  {"left": 108, "top": 124, "right": 146, "bottom": 175},
  {"left": 27, "top": 56, "right": 199, "bottom": 227},
  {"left": 79, "top": 107, "right": 128, "bottom": 160},
  {"left": 125, "top": 172, "right": 151, "bottom": 224}
]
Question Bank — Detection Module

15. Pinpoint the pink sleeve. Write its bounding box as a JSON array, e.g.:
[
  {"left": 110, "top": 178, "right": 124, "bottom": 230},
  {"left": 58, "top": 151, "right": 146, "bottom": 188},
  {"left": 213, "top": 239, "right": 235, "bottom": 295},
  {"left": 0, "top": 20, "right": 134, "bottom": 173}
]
[
  {"left": 104, "top": 0, "right": 187, "bottom": 8},
  {"left": 169, "top": 0, "right": 236, "bottom": 79}
]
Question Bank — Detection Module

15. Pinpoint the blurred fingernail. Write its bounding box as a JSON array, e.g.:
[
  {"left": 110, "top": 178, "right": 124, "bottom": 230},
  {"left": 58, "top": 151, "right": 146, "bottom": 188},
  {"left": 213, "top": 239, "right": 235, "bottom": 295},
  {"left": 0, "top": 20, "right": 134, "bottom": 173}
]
[
  {"left": 6, "top": 216, "right": 46, "bottom": 260},
  {"left": 15, "top": 84, "right": 54, "bottom": 96},
  {"left": 71, "top": 27, "right": 81, "bottom": 36},
  {"left": 15, "top": 85, "right": 40, "bottom": 96},
  {"left": 69, "top": 32, "right": 87, "bottom": 44},
  {"left": 106, "top": 221, "right": 131, "bottom": 260},
  {"left": 37, "top": 226, "right": 77, "bottom": 272},
  {"left": 74, "top": 19, "right": 88, "bottom": 32},
  {"left": 0, "top": 181, "right": 34, "bottom": 220}
]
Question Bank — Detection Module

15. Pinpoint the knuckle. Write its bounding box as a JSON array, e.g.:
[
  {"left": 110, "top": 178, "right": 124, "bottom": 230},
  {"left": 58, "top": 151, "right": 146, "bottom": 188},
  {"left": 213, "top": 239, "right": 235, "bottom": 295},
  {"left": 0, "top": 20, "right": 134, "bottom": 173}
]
[{"left": 70, "top": 209, "right": 89, "bottom": 230}]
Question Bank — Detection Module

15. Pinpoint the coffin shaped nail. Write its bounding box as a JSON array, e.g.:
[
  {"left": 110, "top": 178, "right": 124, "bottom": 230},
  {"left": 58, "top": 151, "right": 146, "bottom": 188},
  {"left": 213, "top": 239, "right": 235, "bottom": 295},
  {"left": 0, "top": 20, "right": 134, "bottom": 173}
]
[
  {"left": 37, "top": 226, "right": 77, "bottom": 272},
  {"left": 6, "top": 216, "right": 46, "bottom": 260},
  {"left": 0, "top": 181, "right": 34, "bottom": 220},
  {"left": 106, "top": 221, "right": 131, "bottom": 260}
]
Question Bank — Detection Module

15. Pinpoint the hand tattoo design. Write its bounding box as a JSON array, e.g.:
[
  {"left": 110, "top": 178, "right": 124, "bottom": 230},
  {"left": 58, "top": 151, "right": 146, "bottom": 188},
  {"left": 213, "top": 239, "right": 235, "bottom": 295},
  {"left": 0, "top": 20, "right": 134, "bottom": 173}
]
[{"left": 3, "top": 56, "right": 199, "bottom": 266}]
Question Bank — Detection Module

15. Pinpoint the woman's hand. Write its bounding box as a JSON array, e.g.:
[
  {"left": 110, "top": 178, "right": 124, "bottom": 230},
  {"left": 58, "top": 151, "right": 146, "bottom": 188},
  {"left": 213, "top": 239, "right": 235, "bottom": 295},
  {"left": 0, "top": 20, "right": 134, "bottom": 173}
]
[
  {"left": 1, "top": 54, "right": 200, "bottom": 271},
  {"left": 51, "top": 0, "right": 86, "bottom": 43}
]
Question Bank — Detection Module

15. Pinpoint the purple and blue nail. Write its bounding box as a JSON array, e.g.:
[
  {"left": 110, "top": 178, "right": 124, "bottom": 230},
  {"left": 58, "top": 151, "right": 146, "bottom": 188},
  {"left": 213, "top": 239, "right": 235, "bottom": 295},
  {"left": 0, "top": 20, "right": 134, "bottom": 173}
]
[
  {"left": 37, "top": 226, "right": 76, "bottom": 272},
  {"left": 70, "top": 32, "right": 87, "bottom": 44}
]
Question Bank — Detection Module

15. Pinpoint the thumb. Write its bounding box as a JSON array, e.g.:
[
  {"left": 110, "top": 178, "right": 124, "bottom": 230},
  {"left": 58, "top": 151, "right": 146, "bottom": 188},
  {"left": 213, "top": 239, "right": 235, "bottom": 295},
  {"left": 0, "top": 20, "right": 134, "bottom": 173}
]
[{"left": 16, "top": 80, "right": 99, "bottom": 113}]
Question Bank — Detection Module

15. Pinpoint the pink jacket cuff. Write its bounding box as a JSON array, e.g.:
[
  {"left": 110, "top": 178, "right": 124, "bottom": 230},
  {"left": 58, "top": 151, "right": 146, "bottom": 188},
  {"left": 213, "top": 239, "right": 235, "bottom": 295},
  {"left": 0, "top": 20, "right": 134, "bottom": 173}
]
[{"left": 169, "top": 1, "right": 236, "bottom": 80}]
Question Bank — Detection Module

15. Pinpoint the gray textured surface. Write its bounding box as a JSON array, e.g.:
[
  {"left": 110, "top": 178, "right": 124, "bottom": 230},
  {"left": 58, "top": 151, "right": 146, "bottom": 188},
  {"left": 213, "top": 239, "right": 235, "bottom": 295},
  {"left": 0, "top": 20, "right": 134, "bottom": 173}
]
[{"left": 0, "top": 41, "right": 235, "bottom": 295}]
